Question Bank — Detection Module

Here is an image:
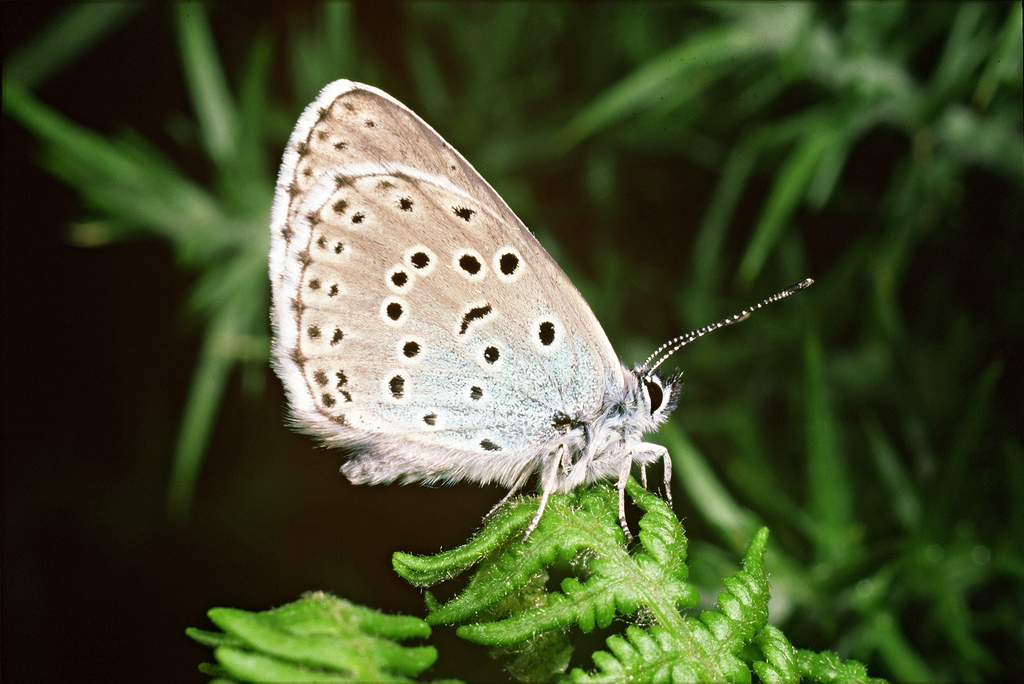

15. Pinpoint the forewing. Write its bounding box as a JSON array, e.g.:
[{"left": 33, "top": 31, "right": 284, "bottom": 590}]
[{"left": 269, "top": 81, "right": 623, "bottom": 487}]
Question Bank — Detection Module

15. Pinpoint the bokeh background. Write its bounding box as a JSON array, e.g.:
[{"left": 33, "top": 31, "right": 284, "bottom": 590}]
[{"left": 3, "top": 3, "right": 1021, "bottom": 682}]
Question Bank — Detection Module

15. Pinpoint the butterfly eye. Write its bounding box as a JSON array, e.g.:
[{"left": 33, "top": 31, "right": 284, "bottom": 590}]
[{"left": 644, "top": 378, "right": 664, "bottom": 414}]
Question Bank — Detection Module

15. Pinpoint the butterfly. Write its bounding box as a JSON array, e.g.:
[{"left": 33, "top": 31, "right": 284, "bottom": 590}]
[{"left": 269, "top": 80, "right": 811, "bottom": 539}]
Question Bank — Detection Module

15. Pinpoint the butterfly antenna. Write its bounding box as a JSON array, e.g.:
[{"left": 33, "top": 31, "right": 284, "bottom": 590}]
[{"left": 643, "top": 278, "right": 814, "bottom": 372}]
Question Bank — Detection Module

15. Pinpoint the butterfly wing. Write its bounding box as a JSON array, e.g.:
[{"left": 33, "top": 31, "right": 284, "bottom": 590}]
[{"left": 269, "top": 80, "right": 624, "bottom": 489}]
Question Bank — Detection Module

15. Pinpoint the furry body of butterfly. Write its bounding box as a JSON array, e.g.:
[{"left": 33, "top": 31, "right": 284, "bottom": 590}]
[{"left": 269, "top": 79, "right": 810, "bottom": 539}]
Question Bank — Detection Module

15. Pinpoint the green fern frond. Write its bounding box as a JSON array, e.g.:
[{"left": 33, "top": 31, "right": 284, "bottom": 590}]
[
  {"left": 750, "top": 624, "right": 885, "bottom": 684},
  {"left": 395, "top": 479, "right": 697, "bottom": 635},
  {"left": 186, "top": 592, "right": 454, "bottom": 683},
  {"left": 562, "top": 523, "right": 765, "bottom": 682},
  {"left": 751, "top": 624, "right": 799, "bottom": 683},
  {"left": 395, "top": 482, "right": 884, "bottom": 683},
  {"left": 793, "top": 650, "right": 881, "bottom": 684}
]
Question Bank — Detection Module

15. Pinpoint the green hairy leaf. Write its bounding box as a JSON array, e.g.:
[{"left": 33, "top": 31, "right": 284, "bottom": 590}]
[
  {"left": 393, "top": 481, "right": 884, "bottom": 683},
  {"left": 187, "top": 592, "right": 453, "bottom": 683}
]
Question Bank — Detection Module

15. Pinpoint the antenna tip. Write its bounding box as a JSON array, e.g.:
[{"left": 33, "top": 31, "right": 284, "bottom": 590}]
[{"left": 785, "top": 278, "right": 814, "bottom": 295}]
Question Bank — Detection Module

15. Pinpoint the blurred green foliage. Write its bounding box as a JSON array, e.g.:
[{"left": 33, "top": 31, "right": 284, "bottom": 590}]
[{"left": 5, "top": 2, "right": 1021, "bottom": 682}]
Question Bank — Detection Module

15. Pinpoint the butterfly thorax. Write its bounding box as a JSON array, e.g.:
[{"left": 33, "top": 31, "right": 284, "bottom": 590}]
[{"left": 543, "top": 365, "right": 680, "bottom": 493}]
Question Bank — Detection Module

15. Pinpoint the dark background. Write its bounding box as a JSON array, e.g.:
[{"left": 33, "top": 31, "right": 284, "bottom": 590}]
[{"left": 3, "top": 3, "right": 1021, "bottom": 682}]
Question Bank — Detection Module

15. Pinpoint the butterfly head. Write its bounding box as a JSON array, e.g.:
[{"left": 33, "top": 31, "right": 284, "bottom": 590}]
[{"left": 627, "top": 365, "right": 681, "bottom": 431}]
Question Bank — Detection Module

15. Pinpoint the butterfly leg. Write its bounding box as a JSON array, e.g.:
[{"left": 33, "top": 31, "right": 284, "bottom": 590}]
[
  {"left": 616, "top": 459, "right": 635, "bottom": 543},
  {"left": 523, "top": 488, "right": 552, "bottom": 541},
  {"left": 483, "top": 464, "right": 538, "bottom": 523},
  {"left": 640, "top": 464, "right": 648, "bottom": 490},
  {"left": 661, "top": 447, "right": 673, "bottom": 507},
  {"left": 522, "top": 447, "right": 563, "bottom": 541}
]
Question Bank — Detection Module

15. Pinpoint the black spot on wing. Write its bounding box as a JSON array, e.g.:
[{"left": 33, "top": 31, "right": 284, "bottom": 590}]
[{"left": 459, "top": 305, "right": 492, "bottom": 334}]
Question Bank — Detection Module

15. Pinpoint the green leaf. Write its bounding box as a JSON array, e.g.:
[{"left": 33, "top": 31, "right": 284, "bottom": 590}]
[
  {"left": 737, "top": 112, "right": 841, "bottom": 286},
  {"left": 396, "top": 484, "right": 881, "bottom": 682},
  {"left": 188, "top": 592, "right": 449, "bottom": 683},
  {"left": 568, "top": 528, "right": 774, "bottom": 682},
  {"left": 804, "top": 328, "right": 855, "bottom": 564},
  {"left": 561, "top": 4, "right": 810, "bottom": 146},
  {"left": 175, "top": 3, "right": 238, "bottom": 167},
  {"left": 795, "top": 649, "right": 887, "bottom": 684},
  {"left": 2, "top": 2, "right": 141, "bottom": 89}
]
